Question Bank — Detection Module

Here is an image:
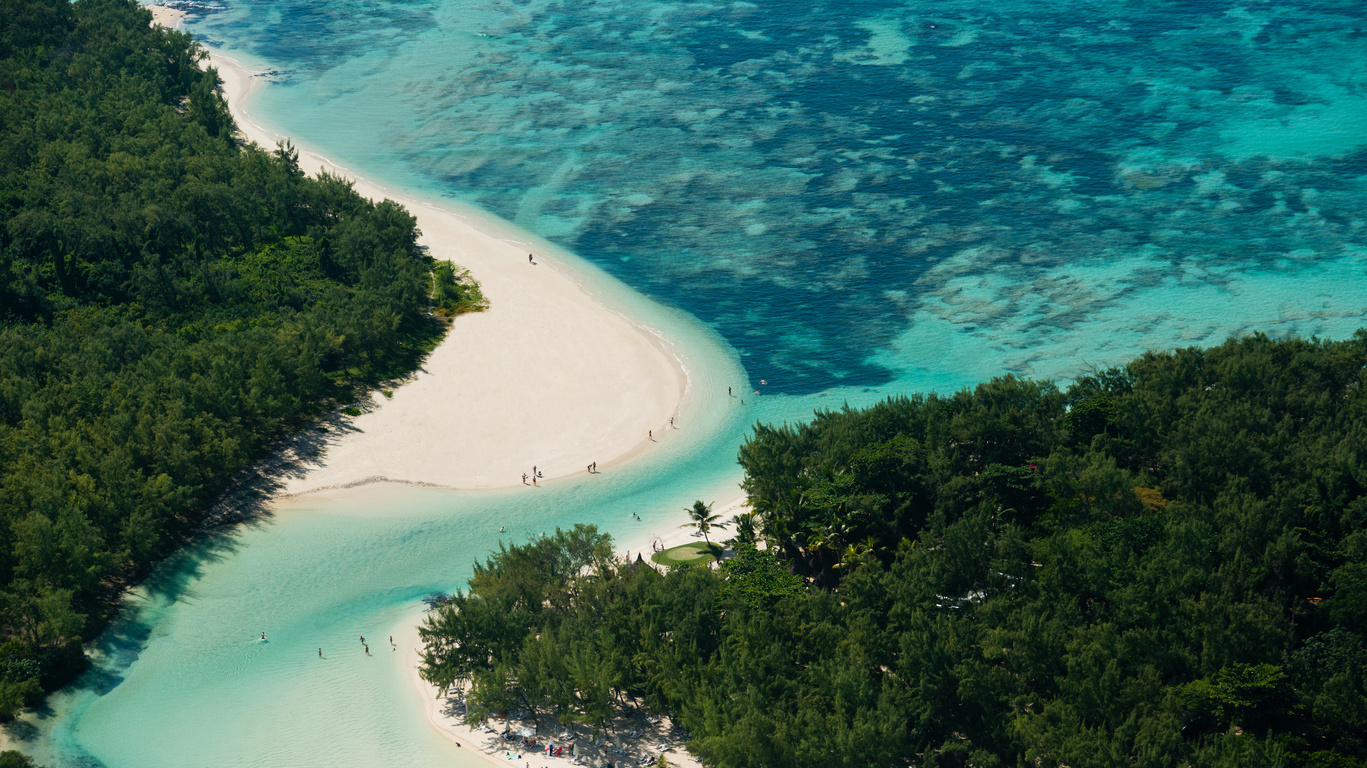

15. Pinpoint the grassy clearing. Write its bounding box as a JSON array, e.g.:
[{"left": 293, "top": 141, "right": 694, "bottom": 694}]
[{"left": 651, "top": 542, "right": 724, "bottom": 567}]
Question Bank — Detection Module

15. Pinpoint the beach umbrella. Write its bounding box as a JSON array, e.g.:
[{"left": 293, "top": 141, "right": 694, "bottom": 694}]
[{"left": 519, "top": 726, "right": 535, "bottom": 737}]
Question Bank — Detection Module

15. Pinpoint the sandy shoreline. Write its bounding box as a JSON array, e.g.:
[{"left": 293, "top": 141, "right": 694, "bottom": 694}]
[
  {"left": 402, "top": 496, "right": 747, "bottom": 768},
  {"left": 144, "top": 9, "right": 741, "bottom": 767},
  {"left": 405, "top": 628, "right": 704, "bottom": 768},
  {"left": 155, "top": 5, "right": 689, "bottom": 496}
]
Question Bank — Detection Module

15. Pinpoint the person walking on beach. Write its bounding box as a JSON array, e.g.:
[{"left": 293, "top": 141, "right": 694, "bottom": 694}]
[
  {"left": 528, "top": 254, "right": 533, "bottom": 265},
  {"left": 670, "top": 417, "right": 675, "bottom": 429},
  {"left": 522, "top": 473, "right": 528, "bottom": 485},
  {"left": 532, "top": 475, "right": 537, "bottom": 486},
  {"left": 648, "top": 430, "right": 653, "bottom": 441}
]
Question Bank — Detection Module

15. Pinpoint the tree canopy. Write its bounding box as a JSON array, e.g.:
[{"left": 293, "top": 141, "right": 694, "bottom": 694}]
[
  {"left": 421, "top": 332, "right": 1367, "bottom": 767},
  {"left": 0, "top": 0, "right": 451, "bottom": 718}
]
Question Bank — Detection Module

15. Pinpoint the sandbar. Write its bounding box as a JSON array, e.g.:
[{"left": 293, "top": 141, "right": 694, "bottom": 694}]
[{"left": 176, "top": 25, "right": 687, "bottom": 494}]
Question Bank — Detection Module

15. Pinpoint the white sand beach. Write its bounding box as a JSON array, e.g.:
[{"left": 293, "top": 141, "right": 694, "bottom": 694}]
[
  {"left": 149, "top": 5, "right": 182, "bottom": 26},
  {"left": 141, "top": 11, "right": 736, "bottom": 767},
  {"left": 155, "top": 8, "right": 688, "bottom": 495},
  {"left": 618, "top": 495, "right": 751, "bottom": 561},
  {"left": 403, "top": 495, "right": 747, "bottom": 768},
  {"left": 406, "top": 632, "right": 704, "bottom": 768}
]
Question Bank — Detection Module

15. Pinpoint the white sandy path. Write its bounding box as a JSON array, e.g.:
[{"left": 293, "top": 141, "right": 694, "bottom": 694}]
[{"left": 158, "top": 7, "right": 685, "bottom": 494}]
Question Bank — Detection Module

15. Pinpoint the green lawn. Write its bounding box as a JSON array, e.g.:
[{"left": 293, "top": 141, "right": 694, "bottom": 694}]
[{"left": 651, "top": 541, "right": 724, "bottom": 567}]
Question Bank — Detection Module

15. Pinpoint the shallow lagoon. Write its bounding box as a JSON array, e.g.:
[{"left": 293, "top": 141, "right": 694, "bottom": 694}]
[{"left": 14, "top": 0, "right": 1367, "bottom": 764}]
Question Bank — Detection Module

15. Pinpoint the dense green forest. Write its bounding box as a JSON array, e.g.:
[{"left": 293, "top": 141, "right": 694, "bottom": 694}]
[
  {"left": 420, "top": 333, "right": 1367, "bottom": 768},
  {"left": 0, "top": 0, "right": 449, "bottom": 720}
]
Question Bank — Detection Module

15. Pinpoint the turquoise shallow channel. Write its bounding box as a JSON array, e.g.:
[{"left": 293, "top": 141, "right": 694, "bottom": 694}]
[{"left": 12, "top": 0, "right": 1367, "bottom": 765}]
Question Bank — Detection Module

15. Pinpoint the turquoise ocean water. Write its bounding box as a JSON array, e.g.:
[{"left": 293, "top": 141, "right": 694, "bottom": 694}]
[{"left": 12, "top": 0, "right": 1367, "bottom": 765}]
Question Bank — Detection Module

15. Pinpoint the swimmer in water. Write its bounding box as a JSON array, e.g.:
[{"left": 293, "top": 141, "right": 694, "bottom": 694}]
[{"left": 261, "top": 632, "right": 266, "bottom": 641}]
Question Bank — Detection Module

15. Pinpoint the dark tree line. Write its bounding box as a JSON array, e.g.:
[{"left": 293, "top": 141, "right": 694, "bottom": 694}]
[
  {"left": 422, "top": 332, "right": 1367, "bottom": 767},
  {"left": 0, "top": 0, "right": 450, "bottom": 720}
]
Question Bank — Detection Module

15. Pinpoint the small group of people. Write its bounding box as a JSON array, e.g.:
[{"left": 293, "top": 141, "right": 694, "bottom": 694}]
[
  {"left": 522, "top": 415, "right": 683, "bottom": 487},
  {"left": 649, "top": 417, "right": 681, "bottom": 444},
  {"left": 305, "top": 633, "right": 392, "bottom": 659},
  {"left": 730, "top": 382, "right": 767, "bottom": 402},
  {"left": 350, "top": 634, "right": 394, "bottom": 657}
]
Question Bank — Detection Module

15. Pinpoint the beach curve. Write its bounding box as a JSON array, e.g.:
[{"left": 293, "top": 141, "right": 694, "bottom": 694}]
[{"left": 164, "top": 7, "right": 692, "bottom": 495}]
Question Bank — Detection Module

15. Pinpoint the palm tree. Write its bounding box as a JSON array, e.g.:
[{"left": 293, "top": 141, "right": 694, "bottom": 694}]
[
  {"left": 680, "top": 500, "right": 726, "bottom": 545},
  {"left": 751, "top": 488, "right": 808, "bottom": 557},
  {"left": 728, "top": 511, "right": 758, "bottom": 548},
  {"left": 834, "top": 536, "right": 879, "bottom": 571}
]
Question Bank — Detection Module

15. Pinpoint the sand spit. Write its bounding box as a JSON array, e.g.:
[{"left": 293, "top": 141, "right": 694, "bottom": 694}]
[{"left": 174, "top": 32, "right": 687, "bottom": 494}]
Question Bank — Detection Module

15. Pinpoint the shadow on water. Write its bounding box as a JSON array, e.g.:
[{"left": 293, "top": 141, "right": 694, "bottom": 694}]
[{"left": 47, "top": 403, "right": 374, "bottom": 705}]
